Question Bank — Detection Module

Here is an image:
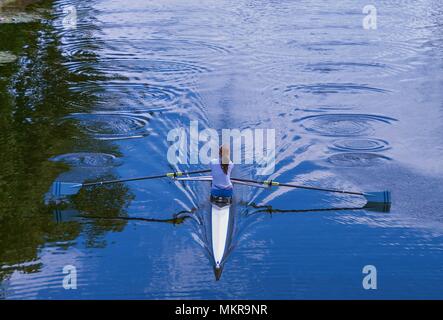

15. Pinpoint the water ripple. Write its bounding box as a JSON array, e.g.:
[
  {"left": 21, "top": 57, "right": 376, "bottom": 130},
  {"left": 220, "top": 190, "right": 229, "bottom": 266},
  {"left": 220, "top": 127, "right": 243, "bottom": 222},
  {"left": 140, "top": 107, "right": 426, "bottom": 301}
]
[
  {"left": 304, "top": 61, "right": 388, "bottom": 73},
  {"left": 70, "top": 82, "right": 194, "bottom": 112},
  {"left": 103, "top": 39, "right": 232, "bottom": 57},
  {"left": 326, "top": 153, "right": 391, "bottom": 167},
  {"left": 99, "top": 59, "right": 210, "bottom": 82},
  {"left": 64, "top": 112, "right": 153, "bottom": 140},
  {"left": 330, "top": 138, "right": 390, "bottom": 152},
  {"left": 50, "top": 152, "right": 122, "bottom": 167},
  {"left": 285, "top": 83, "right": 389, "bottom": 95},
  {"left": 298, "top": 114, "right": 396, "bottom": 137},
  {"left": 299, "top": 40, "right": 370, "bottom": 52}
]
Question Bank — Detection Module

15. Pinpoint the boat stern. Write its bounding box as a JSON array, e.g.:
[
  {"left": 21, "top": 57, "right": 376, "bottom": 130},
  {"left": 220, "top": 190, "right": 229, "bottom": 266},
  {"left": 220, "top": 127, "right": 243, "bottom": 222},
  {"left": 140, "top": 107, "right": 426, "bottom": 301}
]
[{"left": 213, "top": 264, "right": 223, "bottom": 281}]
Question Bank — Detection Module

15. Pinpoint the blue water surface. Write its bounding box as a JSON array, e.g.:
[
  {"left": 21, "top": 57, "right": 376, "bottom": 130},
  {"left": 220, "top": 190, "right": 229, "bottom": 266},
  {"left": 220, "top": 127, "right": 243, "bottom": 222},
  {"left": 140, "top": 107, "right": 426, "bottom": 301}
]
[{"left": 1, "top": 0, "right": 443, "bottom": 299}]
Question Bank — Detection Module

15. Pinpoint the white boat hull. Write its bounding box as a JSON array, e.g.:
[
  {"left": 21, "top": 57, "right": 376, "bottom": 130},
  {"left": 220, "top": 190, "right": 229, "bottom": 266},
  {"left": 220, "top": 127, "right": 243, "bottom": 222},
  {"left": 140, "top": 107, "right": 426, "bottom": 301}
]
[
  {"left": 175, "top": 175, "right": 233, "bottom": 278},
  {"left": 211, "top": 203, "right": 231, "bottom": 270}
]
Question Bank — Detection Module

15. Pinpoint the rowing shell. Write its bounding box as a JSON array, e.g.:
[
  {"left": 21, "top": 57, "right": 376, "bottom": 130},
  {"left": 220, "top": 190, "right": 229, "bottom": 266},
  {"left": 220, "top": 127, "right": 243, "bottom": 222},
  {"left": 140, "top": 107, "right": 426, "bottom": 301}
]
[
  {"left": 210, "top": 195, "right": 232, "bottom": 275},
  {"left": 176, "top": 175, "right": 234, "bottom": 280}
]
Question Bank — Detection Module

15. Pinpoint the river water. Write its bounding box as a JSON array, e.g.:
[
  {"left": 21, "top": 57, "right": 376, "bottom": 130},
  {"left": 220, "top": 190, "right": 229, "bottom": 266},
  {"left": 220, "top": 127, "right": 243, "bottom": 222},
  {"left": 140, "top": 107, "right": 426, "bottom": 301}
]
[{"left": 1, "top": 0, "right": 443, "bottom": 299}]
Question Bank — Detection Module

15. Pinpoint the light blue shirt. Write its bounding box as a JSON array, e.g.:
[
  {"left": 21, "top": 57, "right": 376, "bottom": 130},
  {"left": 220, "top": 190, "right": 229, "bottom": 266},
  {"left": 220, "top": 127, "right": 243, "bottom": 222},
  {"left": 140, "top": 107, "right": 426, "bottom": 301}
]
[{"left": 210, "top": 158, "right": 233, "bottom": 189}]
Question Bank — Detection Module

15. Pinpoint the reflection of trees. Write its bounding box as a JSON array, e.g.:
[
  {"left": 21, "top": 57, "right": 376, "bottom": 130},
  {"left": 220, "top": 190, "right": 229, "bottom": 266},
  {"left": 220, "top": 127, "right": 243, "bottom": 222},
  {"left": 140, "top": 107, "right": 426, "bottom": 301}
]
[
  {"left": 70, "top": 177, "right": 135, "bottom": 248},
  {"left": 0, "top": 3, "right": 127, "bottom": 282}
]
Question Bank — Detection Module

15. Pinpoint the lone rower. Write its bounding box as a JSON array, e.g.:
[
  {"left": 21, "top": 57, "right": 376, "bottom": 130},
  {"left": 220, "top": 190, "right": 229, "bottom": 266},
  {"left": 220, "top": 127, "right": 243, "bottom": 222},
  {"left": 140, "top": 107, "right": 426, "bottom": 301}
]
[{"left": 210, "top": 145, "right": 234, "bottom": 198}]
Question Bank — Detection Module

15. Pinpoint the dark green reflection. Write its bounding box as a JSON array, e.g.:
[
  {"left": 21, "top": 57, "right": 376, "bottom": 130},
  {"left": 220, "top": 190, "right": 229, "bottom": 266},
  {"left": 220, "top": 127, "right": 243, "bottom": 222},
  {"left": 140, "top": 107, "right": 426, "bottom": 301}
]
[
  {"left": 68, "top": 178, "right": 135, "bottom": 248},
  {"left": 0, "top": 2, "right": 130, "bottom": 281}
]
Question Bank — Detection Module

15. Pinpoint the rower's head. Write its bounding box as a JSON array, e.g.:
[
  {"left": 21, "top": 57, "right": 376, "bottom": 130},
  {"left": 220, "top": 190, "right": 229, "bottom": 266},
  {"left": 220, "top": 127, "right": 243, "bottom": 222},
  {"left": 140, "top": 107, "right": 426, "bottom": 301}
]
[
  {"left": 219, "top": 145, "right": 231, "bottom": 175},
  {"left": 219, "top": 144, "right": 230, "bottom": 164}
]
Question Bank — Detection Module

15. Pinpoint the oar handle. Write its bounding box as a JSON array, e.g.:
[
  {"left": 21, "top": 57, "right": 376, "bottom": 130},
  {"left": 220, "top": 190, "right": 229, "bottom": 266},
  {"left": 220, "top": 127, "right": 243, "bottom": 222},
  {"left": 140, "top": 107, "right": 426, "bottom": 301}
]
[{"left": 82, "top": 169, "right": 211, "bottom": 187}]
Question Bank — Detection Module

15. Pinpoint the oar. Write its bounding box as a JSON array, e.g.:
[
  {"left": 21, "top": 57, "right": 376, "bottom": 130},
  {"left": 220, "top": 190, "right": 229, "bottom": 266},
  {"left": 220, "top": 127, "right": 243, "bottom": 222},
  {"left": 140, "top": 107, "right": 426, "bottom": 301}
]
[
  {"left": 246, "top": 202, "right": 390, "bottom": 214},
  {"left": 51, "top": 169, "right": 210, "bottom": 197},
  {"left": 53, "top": 208, "right": 192, "bottom": 225},
  {"left": 231, "top": 177, "right": 391, "bottom": 206}
]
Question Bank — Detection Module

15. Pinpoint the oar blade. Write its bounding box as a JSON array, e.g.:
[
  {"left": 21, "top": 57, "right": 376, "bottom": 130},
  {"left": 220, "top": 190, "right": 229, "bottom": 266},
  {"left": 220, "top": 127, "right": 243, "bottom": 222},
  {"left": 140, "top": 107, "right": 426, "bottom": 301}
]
[
  {"left": 363, "top": 190, "right": 391, "bottom": 206},
  {"left": 51, "top": 181, "right": 83, "bottom": 197},
  {"left": 363, "top": 201, "right": 391, "bottom": 213}
]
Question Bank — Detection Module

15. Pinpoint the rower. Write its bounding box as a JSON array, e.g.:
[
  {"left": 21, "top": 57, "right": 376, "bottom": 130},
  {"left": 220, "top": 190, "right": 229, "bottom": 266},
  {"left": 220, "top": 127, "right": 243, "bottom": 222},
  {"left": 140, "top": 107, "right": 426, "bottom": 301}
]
[{"left": 210, "top": 145, "right": 233, "bottom": 205}]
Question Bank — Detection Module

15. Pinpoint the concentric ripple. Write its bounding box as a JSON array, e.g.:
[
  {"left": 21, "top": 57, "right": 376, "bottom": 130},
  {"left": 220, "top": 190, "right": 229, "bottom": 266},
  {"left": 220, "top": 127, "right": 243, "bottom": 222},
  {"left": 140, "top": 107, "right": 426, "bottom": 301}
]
[
  {"left": 73, "top": 82, "right": 187, "bottom": 112},
  {"left": 298, "top": 114, "right": 396, "bottom": 137},
  {"left": 103, "top": 39, "right": 231, "bottom": 58},
  {"left": 99, "top": 59, "right": 209, "bottom": 82},
  {"left": 327, "top": 153, "right": 391, "bottom": 167},
  {"left": 50, "top": 153, "right": 122, "bottom": 167},
  {"left": 285, "top": 83, "right": 389, "bottom": 95},
  {"left": 330, "top": 138, "right": 390, "bottom": 152},
  {"left": 303, "top": 61, "right": 407, "bottom": 76},
  {"left": 64, "top": 112, "right": 152, "bottom": 140},
  {"left": 304, "top": 62, "right": 385, "bottom": 72}
]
